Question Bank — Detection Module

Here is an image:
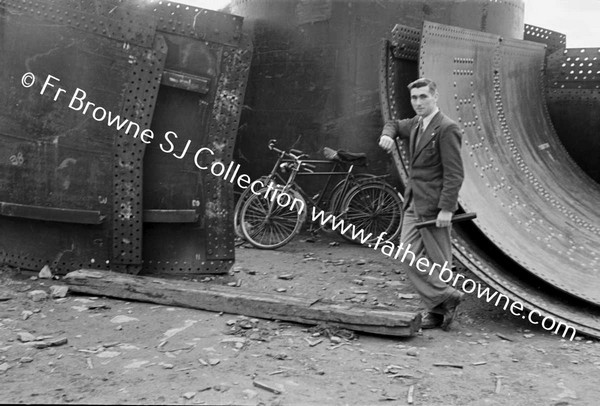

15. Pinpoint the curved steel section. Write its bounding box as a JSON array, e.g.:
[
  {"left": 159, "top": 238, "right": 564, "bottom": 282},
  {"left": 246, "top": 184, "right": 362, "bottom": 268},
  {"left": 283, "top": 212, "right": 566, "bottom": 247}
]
[
  {"left": 380, "top": 26, "right": 600, "bottom": 338},
  {"left": 419, "top": 21, "right": 600, "bottom": 305},
  {"left": 545, "top": 47, "right": 600, "bottom": 183}
]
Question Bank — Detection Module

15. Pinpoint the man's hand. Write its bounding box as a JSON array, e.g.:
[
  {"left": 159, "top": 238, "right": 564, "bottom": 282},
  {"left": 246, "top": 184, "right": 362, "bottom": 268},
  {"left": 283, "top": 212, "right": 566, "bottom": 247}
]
[
  {"left": 378, "top": 135, "right": 395, "bottom": 153},
  {"left": 436, "top": 209, "right": 453, "bottom": 228}
]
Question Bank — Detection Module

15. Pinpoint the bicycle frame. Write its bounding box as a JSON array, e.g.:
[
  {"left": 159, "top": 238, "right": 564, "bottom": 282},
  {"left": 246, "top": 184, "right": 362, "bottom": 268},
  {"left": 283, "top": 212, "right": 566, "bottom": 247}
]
[{"left": 281, "top": 159, "right": 355, "bottom": 212}]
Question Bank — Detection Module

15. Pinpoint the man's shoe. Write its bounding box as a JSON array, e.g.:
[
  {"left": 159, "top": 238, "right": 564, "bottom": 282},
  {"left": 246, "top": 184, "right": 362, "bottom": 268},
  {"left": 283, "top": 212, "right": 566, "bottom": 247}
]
[
  {"left": 421, "top": 312, "right": 443, "bottom": 329},
  {"left": 440, "top": 291, "right": 464, "bottom": 331}
]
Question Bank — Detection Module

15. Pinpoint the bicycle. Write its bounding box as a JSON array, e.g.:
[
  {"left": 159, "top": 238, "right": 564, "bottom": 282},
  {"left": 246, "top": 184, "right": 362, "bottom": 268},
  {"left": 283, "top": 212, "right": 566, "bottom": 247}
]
[
  {"left": 233, "top": 143, "right": 375, "bottom": 239},
  {"left": 237, "top": 140, "right": 404, "bottom": 249}
]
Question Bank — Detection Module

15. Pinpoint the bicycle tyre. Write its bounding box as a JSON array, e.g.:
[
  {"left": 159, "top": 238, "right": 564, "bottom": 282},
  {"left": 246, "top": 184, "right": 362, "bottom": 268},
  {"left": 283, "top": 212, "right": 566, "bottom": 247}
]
[
  {"left": 327, "top": 173, "right": 378, "bottom": 216},
  {"left": 234, "top": 175, "right": 270, "bottom": 238},
  {"left": 240, "top": 186, "right": 307, "bottom": 249},
  {"left": 339, "top": 181, "right": 403, "bottom": 245}
]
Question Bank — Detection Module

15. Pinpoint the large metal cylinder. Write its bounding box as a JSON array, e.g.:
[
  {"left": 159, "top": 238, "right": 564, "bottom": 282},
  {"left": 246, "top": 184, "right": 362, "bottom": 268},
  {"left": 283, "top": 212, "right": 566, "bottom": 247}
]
[{"left": 229, "top": 0, "right": 524, "bottom": 180}]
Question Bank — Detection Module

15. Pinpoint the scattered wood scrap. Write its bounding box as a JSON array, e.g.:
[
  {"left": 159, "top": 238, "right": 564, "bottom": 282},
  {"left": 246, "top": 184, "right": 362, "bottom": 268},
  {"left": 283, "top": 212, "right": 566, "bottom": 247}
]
[
  {"left": 64, "top": 270, "right": 421, "bottom": 337},
  {"left": 496, "top": 333, "right": 514, "bottom": 342},
  {"left": 407, "top": 385, "right": 415, "bottom": 404},
  {"left": 433, "top": 362, "right": 463, "bottom": 369},
  {"left": 253, "top": 379, "right": 282, "bottom": 394}
]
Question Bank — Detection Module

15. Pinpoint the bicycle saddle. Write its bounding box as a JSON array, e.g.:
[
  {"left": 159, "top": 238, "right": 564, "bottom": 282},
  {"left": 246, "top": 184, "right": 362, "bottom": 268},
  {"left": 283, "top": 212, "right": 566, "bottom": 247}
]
[{"left": 323, "top": 147, "right": 368, "bottom": 167}]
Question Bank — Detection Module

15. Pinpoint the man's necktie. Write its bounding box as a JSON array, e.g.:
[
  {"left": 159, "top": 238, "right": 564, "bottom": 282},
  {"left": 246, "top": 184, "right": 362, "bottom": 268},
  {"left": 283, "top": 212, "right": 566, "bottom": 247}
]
[{"left": 415, "top": 120, "right": 425, "bottom": 152}]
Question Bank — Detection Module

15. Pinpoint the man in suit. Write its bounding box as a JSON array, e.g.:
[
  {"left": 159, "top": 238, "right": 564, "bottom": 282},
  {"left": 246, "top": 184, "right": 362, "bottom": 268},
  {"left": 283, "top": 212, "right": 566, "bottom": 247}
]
[{"left": 379, "top": 78, "right": 465, "bottom": 330}]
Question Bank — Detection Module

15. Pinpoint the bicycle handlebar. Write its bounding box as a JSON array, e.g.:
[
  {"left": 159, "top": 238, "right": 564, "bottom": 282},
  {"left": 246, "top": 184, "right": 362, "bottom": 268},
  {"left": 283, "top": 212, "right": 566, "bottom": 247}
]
[{"left": 268, "top": 140, "right": 308, "bottom": 161}]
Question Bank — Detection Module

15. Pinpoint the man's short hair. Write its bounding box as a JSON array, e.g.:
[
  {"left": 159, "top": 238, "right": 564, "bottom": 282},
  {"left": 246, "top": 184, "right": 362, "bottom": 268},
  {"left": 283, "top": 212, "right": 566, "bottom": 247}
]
[{"left": 407, "top": 78, "right": 437, "bottom": 94}]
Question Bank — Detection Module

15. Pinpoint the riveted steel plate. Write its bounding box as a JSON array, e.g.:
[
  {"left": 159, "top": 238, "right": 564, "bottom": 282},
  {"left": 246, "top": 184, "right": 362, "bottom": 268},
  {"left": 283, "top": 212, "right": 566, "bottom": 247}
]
[
  {"left": 111, "top": 35, "right": 167, "bottom": 274},
  {"left": 546, "top": 47, "right": 600, "bottom": 88},
  {"left": 144, "top": 0, "right": 243, "bottom": 47},
  {"left": 0, "top": 0, "right": 251, "bottom": 276},
  {"left": 419, "top": 21, "right": 600, "bottom": 304},
  {"left": 0, "top": 0, "right": 156, "bottom": 48},
  {"left": 205, "top": 38, "right": 252, "bottom": 261},
  {"left": 544, "top": 47, "right": 600, "bottom": 182},
  {"left": 379, "top": 39, "right": 413, "bottom": 187},
  {"left": 0, "top": 5, "right": 161, "bottom": 274},
  {"left": 140, "top": 28, "right": 251, "bottom": 273},
  {"left": 391, "top": 24, "right": 421, "bottom": 61},
  {"left": 523, "top": 23, "right": 566, "bottom": 55}
]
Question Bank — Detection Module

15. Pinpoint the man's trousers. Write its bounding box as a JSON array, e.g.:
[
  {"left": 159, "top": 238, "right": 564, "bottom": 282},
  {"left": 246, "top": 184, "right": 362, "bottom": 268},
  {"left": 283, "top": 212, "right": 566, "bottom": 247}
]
[{"left": 400, "top": 206, "right": 457, "bottom": 310}]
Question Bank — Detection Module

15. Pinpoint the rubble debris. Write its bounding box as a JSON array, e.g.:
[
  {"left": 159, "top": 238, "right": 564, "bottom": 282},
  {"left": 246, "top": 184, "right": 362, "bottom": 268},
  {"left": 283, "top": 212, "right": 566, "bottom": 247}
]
[
  {"left": 97, "top": 351, "right": 121, "bottom": 358},
  {"left": 242, "top": 389, "right": 258, "bottom": 399},
  {"left": 27, "top": 290, "right": 48, "bottom": 302},
  {"left": 221, "top": 337, "right": 246, "bottom": 349},
  {"left": 330, "top": 336, "right": 342, "bottom": 344},
  {"left": 379, "top": 394, "right": 399, "bottom": 401},
  {"left": 551, "top": 381, "right": 578, "bottom": 401},
  {"left": 496, "top": 333, "right": 514, "bottom": 342},
  {"left": 17, "top": 332, "right": 36, "bottom": 342},
  {"left": 433, "top": 362, "right": 463, "bottom": 369},
  {"left": 21, "top": 311, "right": 33, "bottom": 320},
  {"left": 304, "top": 338, "right": 323, "bottom": 347},
  {"left": 308, "top": 323, "right": 356, "bottom": 341},
  {"left": 33, "top": 337, "right": 67, "bottom": 349},
  {"left": 0, "top": 290, "right": 13, "bottom": 301},
  {"left": 50, "top": 285, "right": 68, "bottom": 298},
  {"left": 182, "top": 392, "right": 196, "bottom": 400},
  {"left": 407, "top": 385, "right": 415, "bottom": 404},
  {"left": 494, "top": 376, "right": 503, "bottom": 394},
  {"left": 253, "top": 379, "right": 283, "bottom": 394},
  {"left": 88, "top": 303, "right": 110, "bottom": 310},
  {"left": 110, "top": 315, "right": 139, "bottom": 324},
  {"left": 38, "top": 265, "right": 53, "bottom": 279},
  {"left": 49, "top": 337, "right": 68, "bottom": 347}
]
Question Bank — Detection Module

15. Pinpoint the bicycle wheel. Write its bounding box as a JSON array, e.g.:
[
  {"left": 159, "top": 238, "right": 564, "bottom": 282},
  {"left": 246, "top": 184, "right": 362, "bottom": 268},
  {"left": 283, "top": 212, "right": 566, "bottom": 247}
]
[
  {"left": 240, "top": 186, "right": 307, "bottom": 249},
  {"left": 339, "top": 182, "right": 403, "bottom": 245},
  {"left": 327, "top": 173, "right": 378, "bottom": 216},
  {"left": 234, "top": 175, "right": 270, "bottom": 238}
]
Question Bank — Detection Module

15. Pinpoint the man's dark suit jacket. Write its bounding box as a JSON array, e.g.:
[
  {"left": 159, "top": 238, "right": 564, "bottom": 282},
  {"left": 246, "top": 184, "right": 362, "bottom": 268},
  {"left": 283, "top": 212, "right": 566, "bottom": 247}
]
[{"left": 381, "top": 111, "right": 464, "bottom": 218}]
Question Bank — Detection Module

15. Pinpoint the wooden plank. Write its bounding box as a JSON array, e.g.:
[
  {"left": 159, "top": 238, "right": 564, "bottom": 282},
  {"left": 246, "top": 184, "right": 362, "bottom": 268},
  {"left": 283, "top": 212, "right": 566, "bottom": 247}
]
[{"left": 64, "top": 270, "right": 421, "bottom": 337}]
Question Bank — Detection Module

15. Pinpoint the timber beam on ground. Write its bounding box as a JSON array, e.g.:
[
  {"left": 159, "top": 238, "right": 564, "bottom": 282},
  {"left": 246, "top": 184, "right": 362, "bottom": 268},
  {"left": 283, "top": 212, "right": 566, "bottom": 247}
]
[{"left": 64, "top": 270, "right": 421, "bottom": 337}]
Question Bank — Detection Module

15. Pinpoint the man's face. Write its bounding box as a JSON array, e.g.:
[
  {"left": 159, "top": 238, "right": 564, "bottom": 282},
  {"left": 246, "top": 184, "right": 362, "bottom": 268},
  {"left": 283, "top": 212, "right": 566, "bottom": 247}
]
[{"left": 410, "top": 85, "right": 438, "bottom": 117}]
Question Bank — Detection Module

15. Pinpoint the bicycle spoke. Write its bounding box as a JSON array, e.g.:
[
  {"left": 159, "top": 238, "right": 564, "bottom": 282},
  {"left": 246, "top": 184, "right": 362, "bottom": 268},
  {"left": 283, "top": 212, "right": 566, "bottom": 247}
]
[{"left": 338, "top": 183, "right": 403, "bottom": 244}]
